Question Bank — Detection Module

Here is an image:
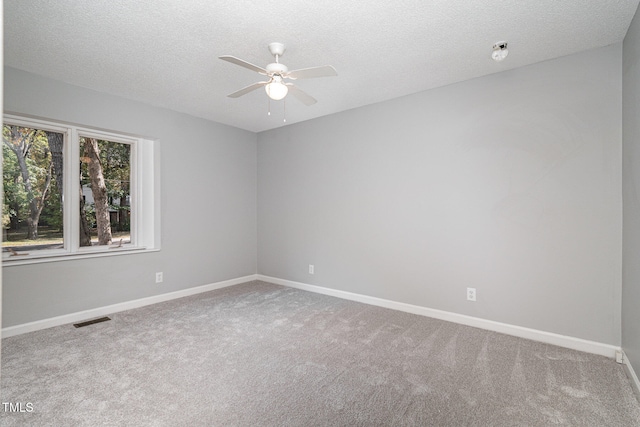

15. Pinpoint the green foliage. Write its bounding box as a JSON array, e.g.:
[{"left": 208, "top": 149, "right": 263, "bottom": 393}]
[
  {"left": 84, "top": 203, "right": 97, "bottom": 228},
  {"left": 3, "top": 128, "right": 132, "bottom": 244},
  {"left": 2, "top": 125, "right": 62, "bottom": 236},
  {"left": 3, "top": 143, "right": 28, "bottom": 228},
  {"left": 40, "top": 179, "right": 63, "bottom": 230},
  {"left": 80, "top": 138, "right": 131, "bottom": 233},
  {"left": 80, "top": 138, "right": 131, "bottom": 195}
]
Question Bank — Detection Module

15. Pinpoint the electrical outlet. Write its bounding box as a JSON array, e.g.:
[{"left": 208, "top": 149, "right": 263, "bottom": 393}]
[
  {"left": 156, "top": 272, "right": 163, "bottom": 283},
  {"left": 467, "top": 287, "right": 476, "bottom": 301},
  {"left": 309, "top": 264, "right": 315, "bottom": 275}
]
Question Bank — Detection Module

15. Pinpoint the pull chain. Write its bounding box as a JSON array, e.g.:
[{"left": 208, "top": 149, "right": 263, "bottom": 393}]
[
  {"left": 267, "top": 97, "right": 271, "bottom": 116},
  {"left": 283, "top": 98, "right": 286, "bottom": 123}
]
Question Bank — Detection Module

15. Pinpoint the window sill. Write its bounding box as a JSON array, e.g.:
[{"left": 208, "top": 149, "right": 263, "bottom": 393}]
[{"left": 2, "top": 246, "right": 160, "bottom": 267}]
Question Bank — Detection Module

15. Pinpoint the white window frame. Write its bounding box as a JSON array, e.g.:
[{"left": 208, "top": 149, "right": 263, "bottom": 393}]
[{"left": 2, "top": 114, "right": 160, "bottom": 265}]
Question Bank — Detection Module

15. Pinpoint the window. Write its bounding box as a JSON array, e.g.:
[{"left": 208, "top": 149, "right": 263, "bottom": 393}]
[
  {"left": 79, "top": 136, "right": 132, "bottom": 248},
  {"left": 2, "top": 115, "right": 159, "bottom": 263}
]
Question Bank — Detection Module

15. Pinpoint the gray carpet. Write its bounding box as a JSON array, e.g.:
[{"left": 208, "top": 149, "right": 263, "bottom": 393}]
[{"left": 1, "top": 280, "right": 639, "bottom": 426}]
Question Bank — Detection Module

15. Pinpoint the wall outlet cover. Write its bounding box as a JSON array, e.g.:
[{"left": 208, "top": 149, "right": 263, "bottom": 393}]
[{"left": 467, "top": 287, "right": 476, "bottom": 301}]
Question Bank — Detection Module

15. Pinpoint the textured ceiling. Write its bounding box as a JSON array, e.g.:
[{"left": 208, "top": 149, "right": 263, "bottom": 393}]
[{"left": 4, "top": 0, "right": 640, "bottom": 133}]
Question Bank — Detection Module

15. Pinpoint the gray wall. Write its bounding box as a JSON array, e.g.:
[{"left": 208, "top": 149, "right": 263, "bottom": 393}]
[
  {"left": 258, "top": 45, "right": 623, "bottom": 345},
  {"left": 3, "top": 43, "right": 629, "bottom": 350},
  {"left": 623, "top": 5, "right": 640, "bottom": 374},
  {"left": 2, "top": 67, "right": 257, "bottom": 327}
]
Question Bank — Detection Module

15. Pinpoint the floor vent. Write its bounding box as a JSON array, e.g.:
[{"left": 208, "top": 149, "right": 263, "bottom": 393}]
[{"left": 73, "top": 317, "right": 111, "bottom": 328}]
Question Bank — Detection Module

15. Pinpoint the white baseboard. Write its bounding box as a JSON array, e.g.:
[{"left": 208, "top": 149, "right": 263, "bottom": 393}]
[
  {"left": 3, "top": 273, "right": 621, "bottom": 361},
  {"left": 1, "top": 274, "right": 258, "bottom": 338},
  {"left": 623, "top": 351, "right": 640, "bottom": 399},
  {"left": 257, "top": 274, "right": 620, "bottom": 359}
]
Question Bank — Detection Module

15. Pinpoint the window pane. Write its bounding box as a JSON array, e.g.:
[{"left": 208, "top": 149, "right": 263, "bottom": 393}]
[
  {"left": 2, "top": 125, "right": 64, "bottom": 253},
  {"left": 79, "top": 137, "right": 131, "bottom": 247}
]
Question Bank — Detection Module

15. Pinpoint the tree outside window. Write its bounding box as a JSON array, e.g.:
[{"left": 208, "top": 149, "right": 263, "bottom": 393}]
[
  {"left": 2, "top": 125, "right": 64, "bottom": 249},
  {"left": 3, "top": 124, "right": 133, "bottom": 254}
]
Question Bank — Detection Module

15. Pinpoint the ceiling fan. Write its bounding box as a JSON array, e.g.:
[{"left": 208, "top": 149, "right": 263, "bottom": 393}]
[{"left": 219, "top": 42, "right": 337, "bottom": 105}]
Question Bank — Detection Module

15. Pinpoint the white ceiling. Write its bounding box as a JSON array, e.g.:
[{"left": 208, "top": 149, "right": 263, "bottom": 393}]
[{"left": 4, "top": 0, "right": 640, "bottom": 133}]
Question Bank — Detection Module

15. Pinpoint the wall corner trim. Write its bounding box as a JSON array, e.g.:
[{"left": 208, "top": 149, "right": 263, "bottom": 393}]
[
  {"left": 1, "top": 274, "right": 259, "bottom": 338},
  {"left": 623, "top": 351, "right": 640, "bottom": 400},
  {"left": 256, "top": 275, "right": 621, "bottom": 359}
]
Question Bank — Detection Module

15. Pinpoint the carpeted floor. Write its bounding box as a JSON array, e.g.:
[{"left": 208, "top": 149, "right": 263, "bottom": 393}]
[{"left": 1, "top": 280, "right": 639, "bottom": 426}]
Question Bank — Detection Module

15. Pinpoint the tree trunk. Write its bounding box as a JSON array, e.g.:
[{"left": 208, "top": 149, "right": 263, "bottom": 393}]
[
  {"left": 118, "top": 207, "right": 125, "bottom": 232},
  {"left": 18, "top": 154, "right": 39, "bottom": 240},
  {"left": 47, "top": 132, "right": 64, "bottom": 199},
  {"left": 26, "top": 162, "right": 53, "bottom": 239},
  {"left": 118, "top": 190, "right": 127, "bottom": 231},
  {"left": 84, "top": 138, "right": 112, "bottom": 245},
  {"left": 3, "top": 126, "right": 52, "bottom": 240},
  {"left": 79, "top": 186, "right": 92, "bottom": 246}
]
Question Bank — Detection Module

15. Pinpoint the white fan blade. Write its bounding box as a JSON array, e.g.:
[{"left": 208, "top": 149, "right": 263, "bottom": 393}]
[
  {"left": 227, "top": 82, "right": 268, "bottom": 98},
  {"left": 219, "top": 55, "right": 268, "bottom": 75},
  {"left": 286, "top": 84, "right": 317, "bottom": 105},
  {"left": 286, "top": 65, "right": 337, "bottom": 80}
]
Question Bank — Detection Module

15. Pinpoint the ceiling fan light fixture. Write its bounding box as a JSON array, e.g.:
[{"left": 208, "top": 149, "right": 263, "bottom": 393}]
[
  {"left": 265, "top": 76, "right": 288, "bottom": 100},
  {"left": 221, "top": 42, "right": 335, "bottom": 107},
  {"left": 492, "top": 41, "right": 509, "bottom": 62}
]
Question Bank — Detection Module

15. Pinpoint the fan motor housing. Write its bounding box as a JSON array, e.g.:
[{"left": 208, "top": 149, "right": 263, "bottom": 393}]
[{"left": 266, "top": 62, "right": 288, "bottom": 75}]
